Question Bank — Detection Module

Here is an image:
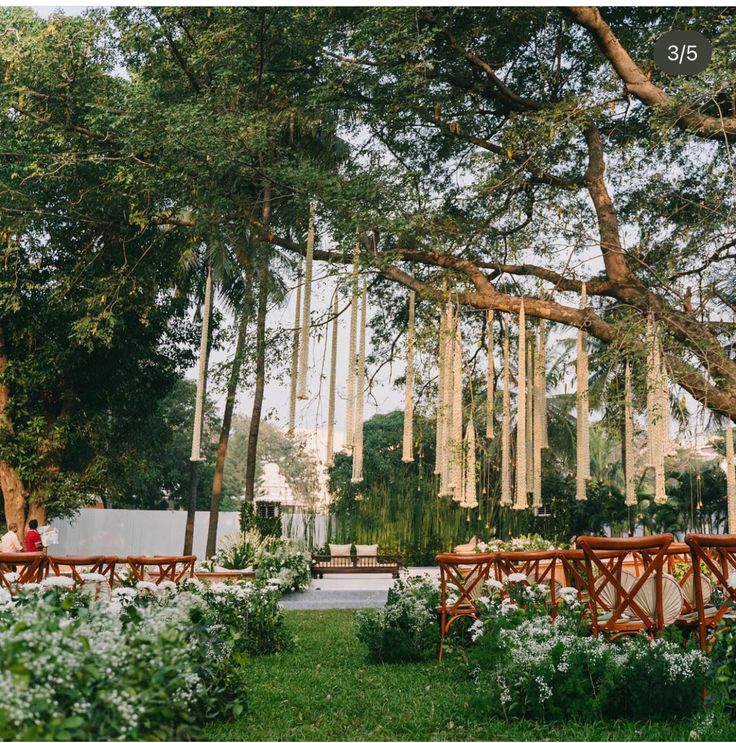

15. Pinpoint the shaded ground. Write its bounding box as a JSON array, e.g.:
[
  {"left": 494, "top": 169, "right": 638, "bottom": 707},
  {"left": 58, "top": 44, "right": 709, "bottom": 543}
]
[{"left": 204, "top": 610, "right": 736, "bottom": 742}]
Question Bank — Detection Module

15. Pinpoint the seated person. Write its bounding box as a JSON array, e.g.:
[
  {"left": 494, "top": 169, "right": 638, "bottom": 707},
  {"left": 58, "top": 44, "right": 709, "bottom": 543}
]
[{"left": 24, "top": 519, "right": 43, "bottom": 552}]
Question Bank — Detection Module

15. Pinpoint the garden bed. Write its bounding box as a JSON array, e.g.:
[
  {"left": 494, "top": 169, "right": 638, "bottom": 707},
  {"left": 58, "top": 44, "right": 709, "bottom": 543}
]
[{"left": 204, "top": 610, "right": 736, "bottom": 742}]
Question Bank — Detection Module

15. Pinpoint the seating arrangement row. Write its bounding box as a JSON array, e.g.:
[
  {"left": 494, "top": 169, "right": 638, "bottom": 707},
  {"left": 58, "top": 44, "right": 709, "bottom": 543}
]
[
  {"left": 435, "top": 533, "right": 736, "bottom": 658},
  {"left": 0, "top": 552, "right": 196, "bottom": 592}
]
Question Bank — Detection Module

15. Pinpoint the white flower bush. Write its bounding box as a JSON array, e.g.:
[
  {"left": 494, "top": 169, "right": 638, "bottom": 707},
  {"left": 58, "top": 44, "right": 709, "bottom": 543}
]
[
  {"left": 469, "top": 612, "right": 710, "bottom": 721},
  {"left": 0, "top": 578, "right": 292, "bottom": 740},
  {"left": 356, "top": 575, "right": 441, "bottom": 663},
  {"left": 208, "top": 530, "right": 311, "bottom": 593}
]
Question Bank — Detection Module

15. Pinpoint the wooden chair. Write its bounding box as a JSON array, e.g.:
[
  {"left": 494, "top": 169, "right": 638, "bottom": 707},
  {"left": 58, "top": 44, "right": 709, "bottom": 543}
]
[
  {"left": 127, "top": 555, "right": 196, "bottom": 584},
  {"left": 639, "top": 542, "right": 708, "bottom": 620},
  {"left": 495, "top": 550, "right": 560, "bottom": 605},
  {"left": 436, "top": 552, "right": 495, "bottom": 660},
  {"left": 684, "top": 533, "right": 736, "bottom": 649},
  {"left": 48, "top": 555, "right": 120, "bottom": 587},
  {"left": 577, "top": 534, "right": 676, "bottom": 638},
  {"left": 0, "top": 551, "right": 47, "bottom": 592}
]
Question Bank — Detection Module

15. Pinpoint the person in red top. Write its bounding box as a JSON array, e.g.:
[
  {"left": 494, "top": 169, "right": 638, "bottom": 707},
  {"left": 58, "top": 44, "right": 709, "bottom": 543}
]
[{"left": 24, "top": 519, "right": 43, "bottom": 552}]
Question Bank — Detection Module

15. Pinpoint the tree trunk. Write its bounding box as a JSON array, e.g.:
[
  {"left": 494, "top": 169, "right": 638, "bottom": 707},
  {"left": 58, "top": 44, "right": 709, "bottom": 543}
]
[
  {"left": 244, "top": 259, "right": 269, "bottom": 504},
  {"left": 0, "top": 323, "right": 29, "bottom": 535},
  {"left": 184, "top": 267, "right": 214, "bottom": 556},
  {"left": 244, "top": 182, "right": 272, "bottom": 505},
  {"left": 205, "top": 308, "right": 249, "bottom": 557}
]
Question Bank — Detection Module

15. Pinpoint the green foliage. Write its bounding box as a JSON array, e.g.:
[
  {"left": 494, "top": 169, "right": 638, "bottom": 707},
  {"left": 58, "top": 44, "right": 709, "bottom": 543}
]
[
  {"left": 208, "top": 610, "right": 736, "bottom": 742},
  {"left": 709, "top": 618, "right": 736, "bottom": 718},
  {"left": 355, "top": 576, "right": 440, "bottom": 663},
  {"left": 239, "top": 499, "right": 282, "bottom": 539},
  {"left": 329, "top": 411, "right": 477, "bottom": 564},
  {"left": 0, "top": 581, "right": 273, "bottom": 740},
  {"left": 254, "top": 540, "right": 312, "bottom": 593},
  {"left": 469, "top": 615, "right": 710, "bottom": 722}
]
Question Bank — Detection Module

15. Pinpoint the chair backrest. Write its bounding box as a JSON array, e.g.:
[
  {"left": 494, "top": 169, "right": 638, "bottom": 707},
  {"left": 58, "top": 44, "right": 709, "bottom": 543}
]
[
  {"left": 640, "top": 542, "right": 700, "bottom": 612},
  {"left": 436, "top": 552, "right": 495, "bottom": 612},
  {"left": 495, "top": 550, "right": 560, "bottom": 603},
  {"left": 685, "top": 533, "right": 736, "bottom": 627},
  {"left": 577, "top": 534, "right": 674, "bottom": 634},
  {"left": 48, "top": 555, "right": 113, "bottom": 583},
  {"left": 0, "top": 551, "right": 47, "bottom": 591},
  {"left": 127, "top": 555, "right": 196, "bottom": 584}
]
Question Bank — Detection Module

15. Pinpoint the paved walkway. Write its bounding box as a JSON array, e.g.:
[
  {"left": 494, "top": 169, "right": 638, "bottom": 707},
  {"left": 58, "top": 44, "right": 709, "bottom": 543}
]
[{"left": 280, "top": 567, "right": 439, "bottom": 610}]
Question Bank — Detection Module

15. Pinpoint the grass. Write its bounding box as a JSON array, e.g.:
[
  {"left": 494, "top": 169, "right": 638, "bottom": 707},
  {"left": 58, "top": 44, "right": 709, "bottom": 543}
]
[{"left": 205, "top": 609, "right": 736, "bottom": 742}]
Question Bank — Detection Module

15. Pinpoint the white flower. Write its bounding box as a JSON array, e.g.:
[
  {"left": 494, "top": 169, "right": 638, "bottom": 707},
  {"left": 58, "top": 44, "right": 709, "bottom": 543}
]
[
  {"left": 727, "top": 572, "right": 736, "bottom": 590},
  {"left": 486, "top": 578, "right": 504, "bottom": 591},
  {"left": 136, "top": 581, "right": 159, "bottom": 593},
  {"left": 505, "top": 572, "right": 528, "bottom": 583},
  {"left": 558, "top": 586, "right": 578, "bottom": 597},
  {"left": 0, "top": 587, "right": 12, "bottom": 605},
  {"left": 158, "top": 580, "right": 177, "bottom": 592},
  {"left": 18, "top": 583, "right": 41, "bottom": 592},
  {"left": 3, "top": 572, "right": 19, "bottom": 584},
  {"left": 111, "top": 587, "right": 137, "bottom": 605},
  {"left": 81, "top": 573, "right": 107, "bottom": 583},
  {"left": 40, "top": 575, "right": 75, "bottom": 589}
]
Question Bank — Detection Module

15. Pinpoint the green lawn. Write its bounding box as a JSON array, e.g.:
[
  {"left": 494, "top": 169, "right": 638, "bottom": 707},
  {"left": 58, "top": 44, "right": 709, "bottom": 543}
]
[{"left": 205, "top": 610, "right": 736, "bottom": 741}]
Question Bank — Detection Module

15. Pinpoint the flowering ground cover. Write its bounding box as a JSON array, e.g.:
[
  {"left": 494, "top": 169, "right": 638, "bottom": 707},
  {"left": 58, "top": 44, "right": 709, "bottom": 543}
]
[
  {"left": 0, "top": 578, "right": 291, "bottom": 740},
  {"left": 205, "top": 610, "right": 736, "bottom": 742}
]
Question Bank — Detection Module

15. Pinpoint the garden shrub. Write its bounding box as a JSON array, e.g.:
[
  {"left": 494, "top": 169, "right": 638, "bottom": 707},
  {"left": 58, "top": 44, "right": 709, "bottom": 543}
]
[
  {"left": 254, "top": 540, "right": 311, "bottom": 593},
  {"left": 708, "top": 616, "right": 736, "bottom": 718},
  {"left": 210, "top": 529, "right": 311, "bottom": 594},
  {"left": 468, "top": 586, "right": 710, "bottom": 722},
  {"left": 355, "top": 575, "right": 440, "bottom": 663},
  {"left": 215, "top": 529, "right": 276, "bottom": 570},
  {"left": 0, "top": 578, "right": 291, "bottom": 740},
  {"left": 239, "top": 500, "right": 281, "bottom": 539}
]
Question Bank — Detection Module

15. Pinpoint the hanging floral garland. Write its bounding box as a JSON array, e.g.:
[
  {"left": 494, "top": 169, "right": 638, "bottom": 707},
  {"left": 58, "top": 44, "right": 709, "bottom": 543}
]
[
  {"left": 351, "top": 283, "right": 368, "bottom": 483},
  {"left": 726, "top": 424, "right": 736, "bottom": 534},
  {"left": 486, "top": 309, "right": 495, "bottom": 439},
  {"left": 287, "top": 265, "right": 302, "bottom": 438},
  {"left": 344, "top": 239, "right": 360, "bottom": 449},
  {"left": 576, "top": 284, "right": 590, "bottom": 501},
  {"left": 326, "top": 293, "right": 339, "bottom": 466},
  {"left": 402, "top": 290, "right": 415, "bottom": 463},
  {"left": 296, "top": 203, "right": 315, "bottom": 400},
  {"left": 500, "top": 320, "right": 513, "bottom": 507},
  {"left": 624, "top": 362, "right": 637, "bottom": 507},
  {"left": 449, "top": 314, "right": 464, "bottom": 501},
  {"left": 514, "top": 300, "right": 529, "bottom": 510}
]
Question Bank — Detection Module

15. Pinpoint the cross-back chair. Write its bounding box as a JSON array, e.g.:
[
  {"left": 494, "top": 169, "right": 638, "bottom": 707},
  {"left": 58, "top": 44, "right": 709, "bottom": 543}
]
[
  {"left": 48, "top": 555, "right": 120, "bottom": 586},
  {"left": 684, "top": 533, "right": 736, "bottom": 649},
  {"left": 495, "top": 550, "right": 560, "bottom": 605},
  {"left": 577, "top": 534, "right": 676, "bottom": 638},
  {"left": 436, "top": 552, "right": 495, "bottom": 659},
  {"left": 127, "top": 555, "right": 196, "bottom": 584},
  {"left": 0, "top": 551, "right": 47, "bottom": 592}
]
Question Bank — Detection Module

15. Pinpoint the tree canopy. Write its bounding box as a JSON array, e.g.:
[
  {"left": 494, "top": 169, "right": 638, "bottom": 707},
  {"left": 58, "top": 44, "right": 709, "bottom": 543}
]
[{"left": 1, "top": 6, "right": 734, "bottom": 525}]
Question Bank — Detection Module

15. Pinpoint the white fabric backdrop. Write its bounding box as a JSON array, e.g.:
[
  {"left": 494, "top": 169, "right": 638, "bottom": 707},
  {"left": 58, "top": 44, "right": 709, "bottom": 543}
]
[
  {"left": 47, "top": 509, "right": 332, "bottom": 557},
  {"left": 47, "top": 509, "right": 240, "bottom": 558}
]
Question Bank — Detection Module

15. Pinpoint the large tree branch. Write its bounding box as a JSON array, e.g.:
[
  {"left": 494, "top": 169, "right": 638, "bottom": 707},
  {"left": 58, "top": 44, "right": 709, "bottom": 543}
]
[{"left": 566, "top": 7, "right": 736, "bottom": 142}]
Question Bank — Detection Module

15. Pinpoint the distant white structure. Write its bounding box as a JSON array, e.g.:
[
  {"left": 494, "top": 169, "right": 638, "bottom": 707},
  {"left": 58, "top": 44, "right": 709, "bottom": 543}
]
[{"left": 254, "top": 427, "right": 345, "bottom": 513}]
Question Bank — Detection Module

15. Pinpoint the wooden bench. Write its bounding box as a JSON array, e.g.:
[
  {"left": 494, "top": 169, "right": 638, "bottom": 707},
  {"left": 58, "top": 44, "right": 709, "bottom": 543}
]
[{"left": 310, "top": 553, "right": 402, "bottom": 579}]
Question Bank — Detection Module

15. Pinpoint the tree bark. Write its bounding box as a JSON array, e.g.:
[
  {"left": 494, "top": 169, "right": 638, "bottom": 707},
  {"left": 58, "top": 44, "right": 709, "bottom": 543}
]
[
  {"left": 0, "top": 323, "right": 29, "bottom": 535},
  {"left": 244, "top": 182, "right": 272, "bottom": 505},
  {"left": 184, "top": 267, "right": 214, "bottom": 556},
  {"left": 205, "top": 307, "right": 249, "bottom": 557},
  {"left": 244, "top": 259, "right": 269, "bottom": 504},
  {"left": 566, "top": 7, "right": 736, "bottom": 142}
]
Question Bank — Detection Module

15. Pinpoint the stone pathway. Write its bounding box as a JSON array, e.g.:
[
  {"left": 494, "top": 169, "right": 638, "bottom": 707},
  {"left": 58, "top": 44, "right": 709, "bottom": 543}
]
[{"left": 280, "top": 567, "right": 439, "bottom": 610}]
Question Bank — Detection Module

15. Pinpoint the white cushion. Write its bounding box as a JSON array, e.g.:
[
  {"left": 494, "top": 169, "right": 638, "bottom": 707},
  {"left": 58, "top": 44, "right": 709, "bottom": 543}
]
[
  {"left": 329, "top": 543, "right": 352, "bottom": 557},
  {"left": 355, "top": 544, "right": 378, "bottom": 557}
]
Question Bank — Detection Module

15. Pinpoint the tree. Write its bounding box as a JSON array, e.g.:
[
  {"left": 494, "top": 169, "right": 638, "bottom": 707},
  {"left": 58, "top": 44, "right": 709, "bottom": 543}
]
[
  {"left": 253, "top": 7, "right": 736, "bottom": 424},
  {"left": 0, "top": 9, "right": 203, "bottom": 526}
]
